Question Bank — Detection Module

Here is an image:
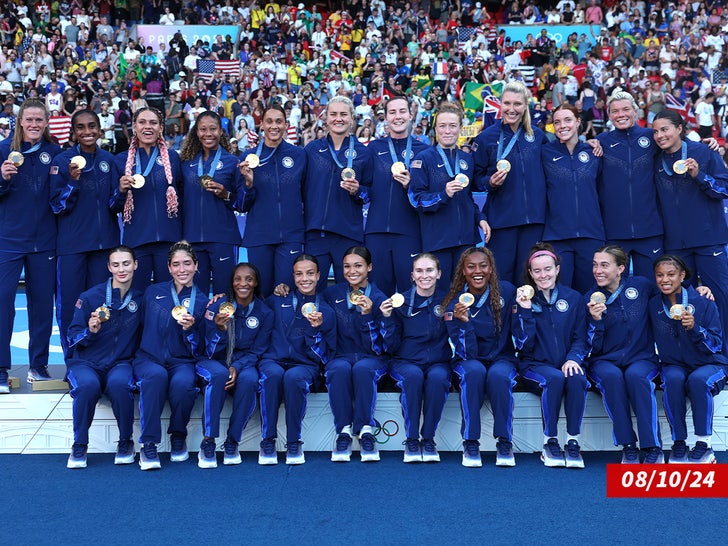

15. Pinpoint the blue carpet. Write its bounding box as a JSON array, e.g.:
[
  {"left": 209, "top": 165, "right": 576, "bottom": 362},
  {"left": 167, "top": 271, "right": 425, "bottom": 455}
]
[{"left": 2, "top": 451, "right": 726, "bottom": 545}]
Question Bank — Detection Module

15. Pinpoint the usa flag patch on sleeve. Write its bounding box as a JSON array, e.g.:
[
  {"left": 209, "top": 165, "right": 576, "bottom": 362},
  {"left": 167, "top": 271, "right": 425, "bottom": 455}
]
[
  {"left": 410, "top": 160, "right": 422, "bottom": 169},
  {"left": 51, "top": 166, "right": 59, "bottom": 175},
  {"left": 75, "top": 298, "right": 82, "bottom": 309},
  {"left": 205, "top": 310, "right": 215, "bottom": 320}
]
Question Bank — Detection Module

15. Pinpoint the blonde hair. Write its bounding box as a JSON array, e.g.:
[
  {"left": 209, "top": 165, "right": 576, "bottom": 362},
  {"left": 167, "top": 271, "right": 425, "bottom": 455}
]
[
  {"left": 606, "top": 87, "right": 639, "bottom": 113},
  {"left": 11, "top": 99, "right": 52, "bottom": 151},
  {"left": 501, "top": 81, "right": 534, "bottom": 138},
  {"left": 325, "top": 95, "right": 356, "bottom": 133}
]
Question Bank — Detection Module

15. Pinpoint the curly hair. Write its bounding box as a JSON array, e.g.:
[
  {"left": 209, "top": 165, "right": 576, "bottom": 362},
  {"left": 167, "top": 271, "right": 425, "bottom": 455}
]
[
  {"left": 179, "top": 110, "right": 236, "bottom": 161},
  {"left": 442, "top": 247, "right": 503, "bottom": 332}
]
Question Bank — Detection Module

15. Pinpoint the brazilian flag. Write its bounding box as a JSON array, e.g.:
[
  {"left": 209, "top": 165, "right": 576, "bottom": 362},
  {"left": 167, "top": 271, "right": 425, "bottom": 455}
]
[{"left": 462, "top": 82, "right": 486, "bottom": 111}]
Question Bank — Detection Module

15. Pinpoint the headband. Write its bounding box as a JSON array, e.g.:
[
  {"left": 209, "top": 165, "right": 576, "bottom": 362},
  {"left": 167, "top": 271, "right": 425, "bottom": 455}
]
[{"left": 528, "top": 250, "right": 558, "bottom": 266}]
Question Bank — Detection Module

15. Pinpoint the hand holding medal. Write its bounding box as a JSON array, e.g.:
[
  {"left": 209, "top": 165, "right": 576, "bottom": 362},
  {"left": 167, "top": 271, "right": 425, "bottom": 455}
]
[
  {"left": 1, "top": 152, "right": 22, "bottom": 181},
  {"left": 69, "top": 155, "right": 86, "bottom": 181},
  {"left": 340, "top": 167, "right": 359, "bottom": 195}
]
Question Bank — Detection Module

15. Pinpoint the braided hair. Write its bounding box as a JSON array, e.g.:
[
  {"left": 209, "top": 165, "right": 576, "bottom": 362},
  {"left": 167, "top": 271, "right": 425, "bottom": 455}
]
[
  {"left": 122, "top": 107, "right": 178, "bottom": 224},
  {"left": 442, "top": 247, "right": 503, "bottom": 332}
]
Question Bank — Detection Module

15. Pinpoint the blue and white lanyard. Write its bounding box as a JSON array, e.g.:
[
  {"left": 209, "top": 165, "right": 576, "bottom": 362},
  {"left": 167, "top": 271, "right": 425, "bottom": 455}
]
[
  {"left": 388, "top": 135, "right": 413, "bottom": 169},
  {"left": 171, "top": 282, "right": 197, "bottom": 316},
  {"left": 436, "top": 145, "right": 460, "bottom": 178},
  {"left": 328, "top": 135, "right": 355, "bottom": 170},
  {"left": 531, "top": 286, "right": 558, "bottom": 313},
  {"left": 347, "top": 283, "right": 372, "bottom": 311},
  {"left": 463, "top": 284, "right": 490, "bottom": 314},
  {"left": 662, "top": 287, "right": 688, "bottom": 318},
  {"left": 105, "top": 278, "right": 132, "bottom": 310},
  {"left": 661, "top": 140, "right": 687, "bottom": 176},
  {"left": 292, "top": 293, "right": 319, "bottom": 314},
  {"left": 136, "top": 146, "right": 159, "bottom": 177},
  {"left": 406, "top": 289, "right": 433, "bottom": 317},
  {"left": 197, "top": 146, "right": 223, "bottom": 178},
  {"left": 75, "top": 144, "right": 96, "bottom": 172},
  {"left": 497, "top": 126, "right": 521, "bottom": 161},
  {"left": 254, "top": 140, "right": 279, "bottom": 165}
]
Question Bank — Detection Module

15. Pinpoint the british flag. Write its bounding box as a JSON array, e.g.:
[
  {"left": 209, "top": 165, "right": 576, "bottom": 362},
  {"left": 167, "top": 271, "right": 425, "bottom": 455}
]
[
  {"left": 665, "top": 93, "right": 696, "bottom": 125},
  {"left": 196, "top": 59, "right": 241, "bottom": 82}
]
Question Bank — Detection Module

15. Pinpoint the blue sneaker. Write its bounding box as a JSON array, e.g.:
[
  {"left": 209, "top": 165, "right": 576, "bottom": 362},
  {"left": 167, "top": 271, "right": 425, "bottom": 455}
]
[
  {"left": 669, "top": 440, "right": 690, "bottom": 464},
  {"left": 421, "top": 439, "right": 440, "bottom": 463},
  {"left": 541, "top": 438, "right": 565, "bottom": 468},
  {"left": 258, "top": 437, "right": 278, "bottom": 465},
  {"left": 688, "top": 441, "right": 716, "bottom": 464},
  {"left": 223, "top": 437, "right": 241, "bottom": 465},
  {"left": 197, "top": 438, "right": 217, "bottom": 469},
  {"left": 114, "top": 439, "right": 135, "bottom": 465},
  {"left": 403, "top": 438, "right": 422, "bottom": 463},
  {"left": 564, "top": 439, "right": 584, "bottom": 469},
  {"left": 644, "top": 447, "right": 665, "bottom": 464},
  {"left": 359, "top": 433, "right": 380, "bottom": 462},
  {"left": 139, "top": 442, "right": 161, "bottom": 470},
  {"left": 286, "top": 441, "right": 305, "bottom": 465},
  {"left": 621, "top": 444, "right": 640, "bottom": 464},
  {"left": 331, "top": 433, "right": 353, "bottom": 462},
  {"left": 0, "top": 369, "right": 9, "bottom": 394},
  {"left": 67, "top": 443, "right": 87, "bottom": 469},
  {"left": 462, "top": 440, "right": 482, "bottom": 468},
  {"left": 496, "top": 438, "right": 516, "bottom": 467},
  {"left": 27, "top": 366, "right": 52, "bottom": 383},
  {"left": 169, "top": 434, "right": 188, "bottom": 462}
]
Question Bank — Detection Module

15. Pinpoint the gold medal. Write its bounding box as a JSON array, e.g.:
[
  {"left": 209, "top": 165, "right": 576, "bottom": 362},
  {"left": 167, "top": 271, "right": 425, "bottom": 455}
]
[
  {"left": 390, "top": 161, "right": 406, "bottom": 175},
  {"left": 673, "top": 160, "right": 688, "bottom": 175},
  {"left": 70, "top": 155, "right": 86, "bottom": 169},
  {"left": 171, "top": 305, "right": 188, "bottom": 320},
  {"left": 219, "top": 302, "right": 235, "bottom": 317},
  {"left": 200, "top": 175, "right": 214, "bottom": 189},
  {"left": 8, "top": 151, "right": 24, "bottom": 167},
  {"left": 341, "top": 167, "right": 356, "bottom": 181},
  {"left": 349, "top": 289, "right": 364, "bottom": 305},
  {"left": 301, "top": 302, "right": 317, "bottom": 316},
  {"left": 459, "top": 293, "right": 475, "bottom": 307},
  {"left": 454, "top": 173, "right": 469, "bottom": 187},
  {"left": 496, "top": 159, "right": 511, "bottom": 172},
  {"left": 245, "top": 153, "right": 260, "bottom": 168},
  {"left": 390, "top": 293, "right": 405, "bottom": 308},
  {"left": 519, "top": 285, "right": 535, "bottom": 301},
  {"left": 670, "top": 304, "right": 686, "bottom": 320},
  {"left": 95, "top": 305, "right": 110, "bottom": 322},
  {"left": 590, "top": 292, "right": 606, "bottom": 305},
  {"left": 131, "top": 174, "right": 146, "bottom": 189}
]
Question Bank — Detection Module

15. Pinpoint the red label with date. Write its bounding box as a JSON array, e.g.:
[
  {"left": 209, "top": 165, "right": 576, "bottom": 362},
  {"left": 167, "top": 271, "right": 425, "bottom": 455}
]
[{"left": 607, "top": 465, "right": 728, "bottom": 498}]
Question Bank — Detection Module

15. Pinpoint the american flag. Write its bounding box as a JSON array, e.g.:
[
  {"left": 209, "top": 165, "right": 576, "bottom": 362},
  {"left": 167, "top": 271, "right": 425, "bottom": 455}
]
[
  {"left": 196, "top": 59, "right": 240, "bottom": 82},
  {"left": 457, "top": 27, "right": 477, "bottom": 53},
  {"left": 49, "top": 114, "right": 72, "bottom": 145},
  {"left": 665, "top": 93, "right": 696, "bottom": 125}
]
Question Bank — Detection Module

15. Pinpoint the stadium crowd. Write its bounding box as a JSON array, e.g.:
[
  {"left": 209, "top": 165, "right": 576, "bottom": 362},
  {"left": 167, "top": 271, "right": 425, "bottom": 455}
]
[{"left": 1, "top": 1, "right": 728, "bottom": 472}]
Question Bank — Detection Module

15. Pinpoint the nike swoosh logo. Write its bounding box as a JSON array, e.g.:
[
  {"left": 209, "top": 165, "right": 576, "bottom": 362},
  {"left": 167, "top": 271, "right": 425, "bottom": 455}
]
[
  {"left": 378, "top": 151, "right": 388, "bottom": 155},
  {"left": 48, "top": 256, "right": 54, "bottom": 260},
  {"left": 437, "top": 163, "right": 445, "bottom": 168},
  {"left": 652, "top": 248, "right": 662, "bottom": 254},
  {"left": 335, "top": 298, "right": 345, "bottom": 304},
  {"left": 155, "top": 295, "right": 166, "bottom": 300},
  {"left": 289, "top": 249, "right": 300, "bottom": 255},
  {"left": 219, "top": 256, "right": 231, "bottom": 261},
  {"left": 410, "top": 311, "right": 422, "bottom": 316},
  {"left": 552, "top": 156, "right": 563, "bottom": 162},
  {"left": 714, "top": 251, "right": 724, "bottom": 257},
  {"left": 471, "top": 310, "right": 481, "bottom": 317},
  {"left": 281, "top": 304, "right": 292, "bottom": 308},
  {"left": 319, "top": 148, "right": 328, "bottom": 152},
  {"left": 410, "top": 253, "right": 419, "bottom": 257},
  {"left": 658, "top": 168, "right": 664, "bottom": 173},
  {"left": 610, "top": 143, "right": 619, "bottom": 148}
]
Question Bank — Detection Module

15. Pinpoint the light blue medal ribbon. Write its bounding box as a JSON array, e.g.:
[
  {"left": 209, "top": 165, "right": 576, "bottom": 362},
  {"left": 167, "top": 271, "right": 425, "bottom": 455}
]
[
  {"left": 406, "top": 288, "right": 433, "bottom": 317},
  {"left": 531, "top": 286, "right": 558, "bottom": 313},
  {"left": 599, "top": 282, "right": 625, "bottom": 316},
  {"left": 497, "top": 126, "right": 522, "bottom": 161},
  {"left": 20, "top": 141, "right": 42, "bottom": 155},
  {"left": 662, "top": 287, "right": 688, "bottom": 318},
  {"left": 436, "top": 145, "right": 460, "bottom": 178},
  {"left": 661, "top": 140, "right": 687, "bottom": 176},
  {"left": 291, "top": 292, "right": 320, "bottom": 315},
  {"left": 75, "top": 144, "right": 96, "bottom": 172},
  {"left": 106, "top": 278, "right": 132, "bottom": 311},
  {"left": 347, "top": 283, "right": 372, "bottom": 311},
  {"left": 388, "top": 135, "right": 413, "bottom": 169},
  {"left": 171, "top": 282, "right": 197, "bottom": 316},
  {"left": 328, "top": 135, "right": 355, "bottom": 171},
  {"left": 254, "top": 140, "right": 279, "bottom": 165},
  {"left": 136, "top": 146, "right": 159, "bottom": 177},
  {"left": 463, "top": 283, "right": 490, "bottom": 315},
  {"left": 197, "top": 146, "right": 223, "bottom": 179}
]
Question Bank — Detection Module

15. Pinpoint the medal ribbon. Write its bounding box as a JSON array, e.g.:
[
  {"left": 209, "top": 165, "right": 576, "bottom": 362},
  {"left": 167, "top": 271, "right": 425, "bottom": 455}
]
[
  {"left": 171, "top": 282, "right": 197, "bottom": 316},
  {"left": 497, "top": 126, "right": 522, "bottom": 161},
  {"left": 531, "top": 286, "right": 559, "bottom": 313},
  {"left": 197, "top": 147, "right": 223, "bottom": 179},
  {"left": 17, "top": 141, "right": 42, "bottom": 155},
  {"left": 661, "top": 140, "right": 687, "bottom": 176},
  {"left": 347, "top": 283, "right": 372, "bottom": 311},
  {"left": 388, "top": 135, "right": 413, "bottom": 169},
  {"left": 136, "top": 146, "right": 159, "bottom": 177},
  {"left": 662, "top": 287, "right": 688, "bottom": 318},
  {"left": 406, "top": 288, "right": 434, "bottom": 317},
  {"left": 254, "top": 140, "right": 279, "bottom": 165},
  {"left": 105, "top": 277, "right": 132, "bottom": 310},
  {"left": 75, "top": 144, "right": 96, "bottom": 172},
  {"left": 463, "top": 284, "right": 490, "bottom": 313},
  {"left": 292, "top": 292, "right": 320, "bottom": 315},
  {"left": 328, "top": 135, "right": 355, "bottom": 170},
  {"left": 436, "top": 145, "right": 460, "bottom": 178}
]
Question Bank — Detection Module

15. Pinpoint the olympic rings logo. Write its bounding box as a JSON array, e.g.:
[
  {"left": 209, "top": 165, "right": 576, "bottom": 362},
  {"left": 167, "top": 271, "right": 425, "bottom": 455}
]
[{"left": 373, "top": 419, "right": 400, "bottom": 444}]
